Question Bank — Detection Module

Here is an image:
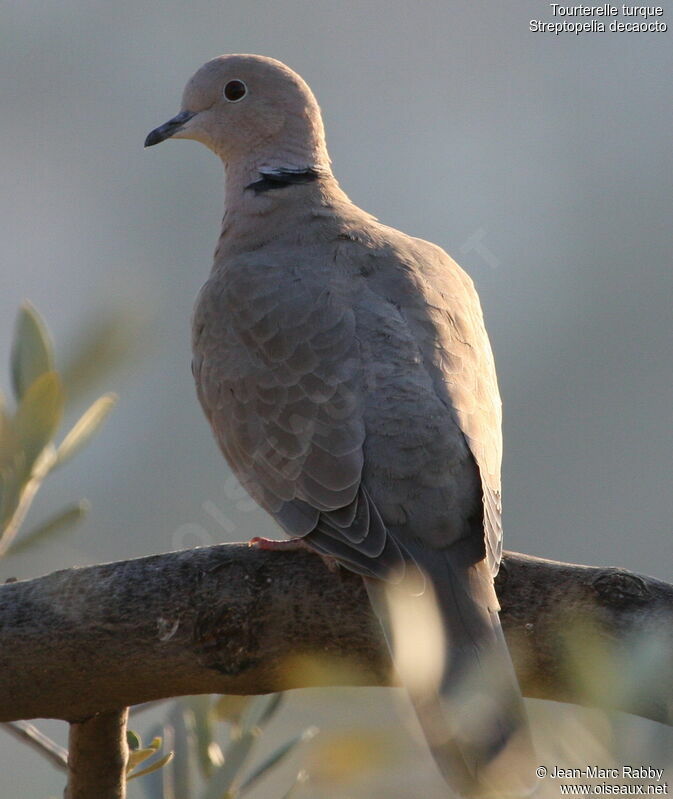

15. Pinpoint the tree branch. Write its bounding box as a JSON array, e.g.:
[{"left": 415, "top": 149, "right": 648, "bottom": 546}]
[
  {"left": 0, "top": 545, "right": 671, "bottom": 725},
  {"left": 64, "top": 709, "right": 129, "bottom": 799},
  {"left": 1, "top": 720, "right": 68, "bottom": 770}
]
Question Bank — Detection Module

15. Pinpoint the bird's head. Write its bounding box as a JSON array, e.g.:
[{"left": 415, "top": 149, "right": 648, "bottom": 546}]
[{"left": 145, "top": 54, "right": 330, "bottom": 173}]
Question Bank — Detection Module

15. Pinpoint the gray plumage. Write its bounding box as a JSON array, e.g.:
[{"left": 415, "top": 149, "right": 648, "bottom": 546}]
[{"left": 146, "top": 53, "right": 534, "bottom": 796}]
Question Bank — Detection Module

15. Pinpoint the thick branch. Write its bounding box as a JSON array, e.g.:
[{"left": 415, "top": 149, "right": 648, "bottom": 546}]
[
  {"left": 64, "top": 709, "right": 129, "bottom": 799},
  {"left": 0, "top": 545, "right": 671, "bottom": 724}
]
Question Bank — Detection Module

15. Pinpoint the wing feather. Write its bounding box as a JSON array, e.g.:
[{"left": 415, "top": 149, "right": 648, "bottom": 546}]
[{"left": 193, "top": 260, "right": 405, "bottom": 576}]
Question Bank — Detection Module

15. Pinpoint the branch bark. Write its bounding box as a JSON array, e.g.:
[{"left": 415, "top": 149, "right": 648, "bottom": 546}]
[
  {"left": 64, "top": 709, "right": 128, "bottom": 799},
  {"left": 0, "top": 545, "right": 671, "bottom": 725}
]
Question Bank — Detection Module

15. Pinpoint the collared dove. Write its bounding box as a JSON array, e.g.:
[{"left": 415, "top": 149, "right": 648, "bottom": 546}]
[{"left": 146, "top": 54, "right": 535, "bottom": 796}]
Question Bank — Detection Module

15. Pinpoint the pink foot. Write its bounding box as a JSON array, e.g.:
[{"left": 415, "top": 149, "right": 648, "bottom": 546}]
[{"left": 249, "top": 536, "right": 340, "bottom": 573}]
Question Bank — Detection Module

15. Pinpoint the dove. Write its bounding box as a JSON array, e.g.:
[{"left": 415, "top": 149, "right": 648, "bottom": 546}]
[{"left": 146, "top": 54, "right": 535, "bottom": 797}]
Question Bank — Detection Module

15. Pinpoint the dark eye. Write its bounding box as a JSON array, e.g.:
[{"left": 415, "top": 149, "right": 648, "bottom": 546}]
[{"left": 223, "top": 79, "right": 247, "bottom": 102}]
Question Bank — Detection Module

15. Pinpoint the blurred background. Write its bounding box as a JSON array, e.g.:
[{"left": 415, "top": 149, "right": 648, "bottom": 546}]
[{"left": 1, "top": 0, "right": 671, "bottom": 796}]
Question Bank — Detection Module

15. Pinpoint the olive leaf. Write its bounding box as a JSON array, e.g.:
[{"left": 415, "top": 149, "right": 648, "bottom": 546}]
[
  {"left": 127, "top": 751, "right": 175, "bottom": 782},
  {"left": 55, "top": 394, "right": 117, "bottom": 468},
  {"left": 213, "top": 695, "right": 253, "bottom": 730},
  {"left": 11, "top": 303, "right": 54, "bottom": 401},
  {"left": 127, "top": 730, "right": 142, "bottom": 751},
  {"left": 8, "top": 501, "right": 90, "bottom": 555},
  {"left": 238, "top": 727, "right": 318, "bottom": 796},
  {"left": 164, "top": 705, "right": 195, "bottom": 799},
  {"left": 126, "top": 733, "right": 174, "bottom": 782},
  {"left": 239, "top": 693, "right": 284, "bottom": 735},
  {"left": 200, "top": 728, "right": 258, "bottom": 799},
  {"left": 14, "top": 372, "right": 63, "bottom": 475},
  {"left": 1, "top": 305, "right": 118, "bottom": 557},
  {"left": 182, "top": 696, "right": 223, "bottom": 777}
]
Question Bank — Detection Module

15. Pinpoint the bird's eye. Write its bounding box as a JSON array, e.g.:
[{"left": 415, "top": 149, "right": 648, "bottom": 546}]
[{"left": 223, "top": 80, "right": 247, "bottom": 102}]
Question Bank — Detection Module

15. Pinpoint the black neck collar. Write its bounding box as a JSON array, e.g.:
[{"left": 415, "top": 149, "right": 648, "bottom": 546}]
[{"left": 245, "top": 167, "right": 322, "bottom": 194}]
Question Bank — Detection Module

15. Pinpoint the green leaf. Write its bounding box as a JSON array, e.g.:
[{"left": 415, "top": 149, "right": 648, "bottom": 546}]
[
  {"left": 55, "top": 393, "right": 117, "bottom": 467},
  {"left": 136, "top": 721, "right": 175, "bottom": 799},
  {"left": 7, "top": 500, "right": 89, "bottom": 555},
  {"left": 127, "top": 751, "right": 175, "bottom": 781},
  {"left": 128, "top": 746, "right": 160, "bottom": 772},
  {"left": 0, "top": 397, "right": 21, "bottom": 466},
  {"left": 14, "top": 372, "right": 64, "bottom": 474},
  {"left": 240, "top": 693, "right": 284, "bottom": 735},
  {"left": 127, "top": 737, "right": 165, "bottom": 773},
  {"left": 239, "top": 727, "right": 318, "bottom": 796},
  {"left": 200, "top": 730, "right": 257, "bottom": 799},
  {"left": 127, "top": 730, "right": 141, "bottom": 751},
  {"left": 11, "top": 303, "right": 54, "bottom": 401}
]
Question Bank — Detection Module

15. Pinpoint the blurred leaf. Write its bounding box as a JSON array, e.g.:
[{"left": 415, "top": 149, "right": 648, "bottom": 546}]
[
  {"left": 239, "top": 726, "right": 318, "bottom": 796},
  {"left": 240, "top": 694, "right": 284, "bottom": 735},
  {"left": 14, "top": 372, "right": 63, "bottom": 473},
  {"left": 166, "top": 703, "right": 195, "bottom": 799},
  {"left": 561, "top": 616, "right": 623, "bottom": 710},
  {"left": 127, "top": 751, "right": 175, "bottom": 782},
  {"left": 183, "top": 696, "right": 220, "bottom": 778},
  {"left": 0, "top": 470, "right": 10, "bottom": 528},
  {"left": 55, "top": 394, "right": 117, "bottom": 467},
  {"left": 125, "top": 733, "right": 174, "bottom": 782},
  {"left": 209, "top": 741, "right": 225, "bottom": 768},
  {"left": 213, "top": 695, "right": 253, "bottom": 729},
  {"left": 0, "top": 455, "right": 25, "bottom": 531},
  {"left": 306, "top": 729, "right": 397, "bottom": 783},
  {"left": 59, "top": 309, "right": 143, "bottom": 402},
  {"left": 7, "top": 500, "right": 89, "bottom": 555},
  {"left": 201, "top": 730, "right": 257, "bottom": 799},
  {"left": 137, "top": 721, "right": 175, "bottom": 799},
  {"left": 11, "top": 303, "right": 54, "bottom": 401},
  {"left": 0, "top": 394, "right": 20, "bottom": 465},
  {"left": 127, "top": 730, "right": 142, "bottom": 751},
  {"left": 280, "top": 653, "right": 371, "bottom": 690},
  {"left": 0, "top": 306, "right": 120, "bottom": 559},
  {"left": 281, "top": 770, "right": 309, "bottom": 799},
  {"left": 141, "top": 693, "right": 317, "bottom": 799},
  {"left": 127, "top": 735, "right": 171, "bottom": 775},
  {"left": 0, "top": 396, "right": 24, "bottom": 530},
  {"left": 128, "top": 744, "right": 161, "bottom": 772}
]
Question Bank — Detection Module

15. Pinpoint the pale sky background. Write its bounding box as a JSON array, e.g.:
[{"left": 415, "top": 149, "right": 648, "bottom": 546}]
[{"left": 1, "top": 1, "right": 672, "bottom": 796}]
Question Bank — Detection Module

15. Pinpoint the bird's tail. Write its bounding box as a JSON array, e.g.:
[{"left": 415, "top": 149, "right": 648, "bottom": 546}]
[{"left": 365, "top": 549, "right": 535, "bottom": 798}]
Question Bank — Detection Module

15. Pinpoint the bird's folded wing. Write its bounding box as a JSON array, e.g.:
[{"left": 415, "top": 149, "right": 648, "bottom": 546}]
[
  {"left": 192, "top": 258, "right": 407, "bottom": 579},
  {"left": 371, "top": 235, "right": 504, "bottom": 576}
]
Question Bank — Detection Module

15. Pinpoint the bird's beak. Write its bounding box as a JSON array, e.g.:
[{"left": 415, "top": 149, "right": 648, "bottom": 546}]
[{"left": 144, "top": 110, "right": 197, "bottom": 147}]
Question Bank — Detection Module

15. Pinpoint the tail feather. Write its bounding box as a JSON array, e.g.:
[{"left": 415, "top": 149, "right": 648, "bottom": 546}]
[{"left": 365, "top": 550, "right": 535, "bottom": 798}]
